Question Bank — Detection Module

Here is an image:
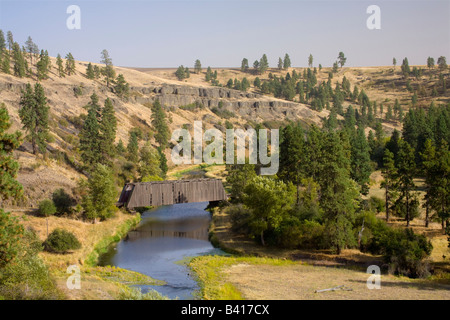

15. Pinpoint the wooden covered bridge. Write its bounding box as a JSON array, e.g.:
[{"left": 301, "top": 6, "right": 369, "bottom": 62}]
[{"left": 116, "top": 178, "right": 228, "bottom": 210}]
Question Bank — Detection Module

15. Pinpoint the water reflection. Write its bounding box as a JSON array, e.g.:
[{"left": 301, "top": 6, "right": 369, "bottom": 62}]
[{"left": 98, "top": 202, "right": 223, "bottom": 300}]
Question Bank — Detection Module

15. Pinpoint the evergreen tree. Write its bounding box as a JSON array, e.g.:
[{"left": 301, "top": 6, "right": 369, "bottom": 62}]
[
  {"left": 253, "top": 77, "right": 261, "bottom": 88},
  {"left": 437, "top": 56, "right": 447, "bottom": 72},
  {"left": 0, "top": 104, "right": 23, "bottom": 201},
  {"left": 116, "top": 139, "right": 126, "bottom": 155},
  {"left": 56, "top": 54, "right": 65, "bottom": 77},
  {"left": 279, "top": 123, "right": 306, "bottom": 204},
  {"left": 396, "top": 140, "right": 417, "bottom": 226},
  {"left": 253, "top": 60, "right": 260, "bottom": 74},
  {"left": 401, "top": 57, "right": 411, "bottom": 78},
  {"left": 283, "top": 53, "right": 291, "bottom": 69},
  {"left": 259, "top": 54, "right": 269, "bottom": 74},
  {"left": 205, "top": 66, "right": 212, "bottom": 81},
  {"left": 25, "top": 36, "right": 38, "bottom": 68},
  {"left": 381, "top": 149, "right": 397, "bottom": 222},
  {"left": 226, "top": 78, "right": 233, "bottom": 88},
  {"left": 351, "top": 126, "right": 372, "bottom": 194},
  {"left": 277, "top": 57, "right": 283, "bottom": 70},
  {"left": 176, "top": 65, "right": 187, "bottom": 80},
  {"left": 319, "top": 131, "right": 359, "bottom": 254},
  {"left": 241, "top": 58, "right": 249, "bottom": 72},
  {"left": 100, "top": 49, "right": 115, "bottom": 87},
  {"left": 19, "top": 83, "right": 49, "bottom": 155},
  {"left": 99, "top": 98, "right": 117, "bottom": 164},
  {"left": 138, "top": 142, "right": 162, "bottom": 179},
  {"left": 0, "top": 30, "right": 5, "bottom": 52},
  {"left": 1, "top": 50, "right": 10, "bottom": 74},
  {"left": 65, "top": 52, "right": 76, "bottom": 75},
  {"left": 158, "top": 147, "right": 168, "bottom": 178},
  {"left": 0, "top": 104, "right": 23, "bottom": 269},
  {"left": 226, "top": 163, "right": 257, "bottom": 203},
  {"left": 338, "top": 52, "right": 347, "bottom": 68},
  {"left": 151, "top": 99, "right": 170, "bottom": 149},
  {"left": 6, "top": 31, "right": 13, "bottom": 52},
  {"left": 86, "top": 62, "right": 94, "bottom": 79},
  {"left": 308, "top": 54, "right": 313, "bottom": 68},
  {"left": 393, "top": 57, "right": 397, "bottom": 68},
  {"left": 241, "top": 77, "right": 250, "bottom": 91},
  {"left": 36, "top": 49, "right": 51, "bottom": 80},
  {"left": 194, "top": 59, "right": 202, "bottom": 74},
  {"left": 126, "top": 130, "right": 139, "bottom": 164},
  {"left": 12, "top": 42, "right": 26, "bottom": 78},
  {"left": 81, "top": 164, "right": 117, "bottom": 222},
  {"left": 79, "top": 94, "right": 101, "bottom": 168},
  {"left": 114, "top": 74, "right": 129, "bottom": 98}
]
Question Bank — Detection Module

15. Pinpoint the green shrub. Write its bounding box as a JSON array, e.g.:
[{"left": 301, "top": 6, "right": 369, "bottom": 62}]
[
  {"left": 43, "top": 228, "right": 81, "bottom": 253},
  {"left": 52, "top": 188, "right": 74, "bottom": 215},
  {"left": 276, "top": 218, "right": 325, "bottom": 249},
  {"left": 228, "top": 204, "right": 251, "bottom": 234},
  {"left": 369, "top": 196, "right": 385, "bottom": 213},
  {"left": 38, "top": 199, "right": 56, "bottom": 217},
  {"left": 0, "top": 229, "right": 61, "bottom": 299}
]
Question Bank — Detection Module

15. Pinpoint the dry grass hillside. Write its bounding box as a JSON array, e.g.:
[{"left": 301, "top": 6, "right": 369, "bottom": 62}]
[{"left": 1, "top": 56, "right": 449, "bottom": 208}]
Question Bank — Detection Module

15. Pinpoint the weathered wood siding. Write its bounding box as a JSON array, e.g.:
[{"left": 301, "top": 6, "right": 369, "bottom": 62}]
[{"left": 118, "top": 179, "right": 227, "bottom": 209}]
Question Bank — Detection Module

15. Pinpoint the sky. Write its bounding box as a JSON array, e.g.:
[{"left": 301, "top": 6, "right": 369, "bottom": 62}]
[{"left": 0, "top": 0, "right": 449, "bottom": 68}]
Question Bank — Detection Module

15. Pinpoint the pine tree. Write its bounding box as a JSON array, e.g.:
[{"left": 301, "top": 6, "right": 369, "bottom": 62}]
[
  {"left": 1, "top": 50, "right": 10, "bottom": 74},
  {"left": 0, "top": 104, "right": 23, "bottom": 200},
  {"left": 19, "top": 83, "right": 49, "bottom": 155},
  {"left": 0, "top": 30, "right": 6, "bottom": 52},
  {"left": 338, "top": 52, "right": 347, "bottom": 68},
  {"left": 79, "top": 94, "right": 101, "bottom": 168},
  {"left": 151, "top": 99, "right": 170, "bottom": 149},
  {"left": 36, "top": 49, "right": 51, "bottom": 80},
  {"left": 396, "top": 140, "right": 417, "bottom": 226},
  {"left": 241, "top": 58, "right": 249, "bottom": 72},
  {"left": 393, "top": 57, "right": 397, "bottom": 69},
  {"left": 100, "top": 49, "right": 115, "bottom": 87},
  {"left": 138, "top": 142, "right": 162, "bottom": 179},
  {"left": 158, "top": 147, "right": 168, "bottom": 178},
  {"left": 253, "top": 60, "right": 259, "bottom": 74},
  {"left": 205, "top": 66, "right": 212, "bottom": 82},
  {"left": 99, "top": 98, "right": 117, "bottom": 164},
  {"left": 277, "top": 57, "right": 283, "bottom": 70},
  {"left": 86, "top": 62, "right": 94, "bottom": 79},
  {"left": 253, "top": 77, "right": 261, "bottom": 88},
  {"left": 194, "top": 59, "right": 202, "bottom": 74},
  {"left": 308, "top": 54, "right": 313, "bottom": 68},
  {"left": 116, "top": 139, "right": 126, "bottom": 155},
  {"left": 0, "top": 104, "right": 24, "bottom": 269},
  {"left": 176, "top": 65, "right": 187, "bottom": 80},
  {"left": 56, "top": 54, "right": 65, "bottom": 77},
  {"left": 114, "top": 74, "right": 129, "bottom": 98},
  {"left": 351, "top": 126, "right": 372, "bottom": 194},
  {"left": 401, "top": 57, "right": 411, "bottom": 78},
  {"left": 24, "top": 36, "right": 38, "bottom": 68},
  {"left": 241, "top": 77, "right": 250, "bottom": 91},
  {"left": 279, "top": 123, "right": 306, "bottom": 204},
  {"left": 81, "top": 164, "right": 117, "bottom": 222},
  {"left": 126, "top": 130, "right": 139, "bottom": 164},
  {"left": 381, "top": 149, "right": 397, "bottom": 222},
  {"left": 12, "top": 42, "right": 26, "bottom": 78},
  {"left": 259, "top": 54, "right": 269, "bottom": 74},
  {"left": 283, "top": 53, "right": 291, "bottom": 69},
  {"left": 65, "top": 52, "right": 76, "bottom": 75},
  {"left": 6, "top": 31, "right": 13, "bottom": 52},
  {"left": 437, "top": 56, "right": 447, "bottom": 72}
]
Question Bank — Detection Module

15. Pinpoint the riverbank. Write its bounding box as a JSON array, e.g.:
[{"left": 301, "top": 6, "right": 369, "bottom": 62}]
[
  {"left": 12, "top": 209, "right": 166, "bottom": 300},
  {"left": 189, "top": 206, "right": 450, "bottom": 300}
]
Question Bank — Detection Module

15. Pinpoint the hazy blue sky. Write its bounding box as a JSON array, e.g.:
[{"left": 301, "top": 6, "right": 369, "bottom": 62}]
[{"left": 0, "top": 0, "right": 449, "bottom": 68}]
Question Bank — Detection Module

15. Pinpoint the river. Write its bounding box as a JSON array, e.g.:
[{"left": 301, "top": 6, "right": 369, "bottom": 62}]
[{"left": 98, "top": 201, "right": 224, "bottom": 300}]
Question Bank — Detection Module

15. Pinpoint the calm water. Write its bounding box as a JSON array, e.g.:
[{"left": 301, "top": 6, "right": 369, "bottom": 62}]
[{"left": 98, "top": 202, "right": 224, "bottom": 300}]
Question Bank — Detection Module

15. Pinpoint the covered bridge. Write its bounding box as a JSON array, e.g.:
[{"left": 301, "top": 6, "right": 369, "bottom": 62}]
[{"left": 117, "top": 178, "right": 228, "bottom": 210}]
